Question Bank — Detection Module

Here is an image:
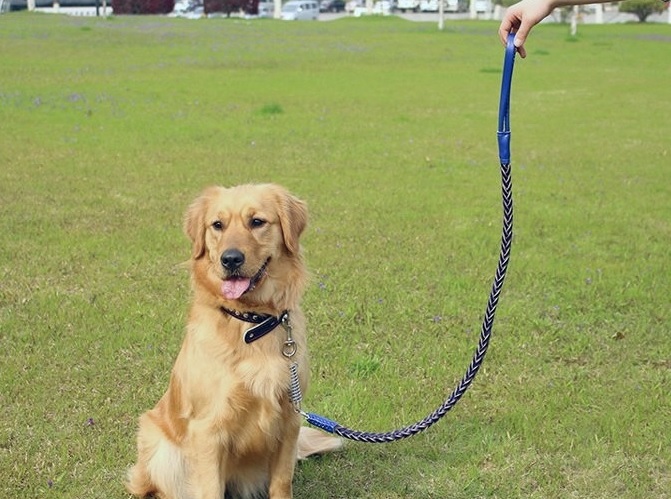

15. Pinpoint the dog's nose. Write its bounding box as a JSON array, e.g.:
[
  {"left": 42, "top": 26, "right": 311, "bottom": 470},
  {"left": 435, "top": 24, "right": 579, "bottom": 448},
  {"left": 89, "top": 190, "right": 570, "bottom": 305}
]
[{"left": 221, "top": 249, "right": 245, "bottom": 271}]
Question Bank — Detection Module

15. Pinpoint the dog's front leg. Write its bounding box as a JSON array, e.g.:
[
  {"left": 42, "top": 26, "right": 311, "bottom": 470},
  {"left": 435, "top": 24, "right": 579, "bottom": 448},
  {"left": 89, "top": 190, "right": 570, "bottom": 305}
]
[
  {"left": 186, "top": 422, "right": 225, "bottom": 499},
  {"left": 267, "top": 415, "right": 300, "bottom": 499}
]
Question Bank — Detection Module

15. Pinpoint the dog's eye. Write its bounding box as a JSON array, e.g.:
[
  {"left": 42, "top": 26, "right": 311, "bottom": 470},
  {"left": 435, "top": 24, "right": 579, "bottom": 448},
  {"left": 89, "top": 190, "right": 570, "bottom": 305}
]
[
  {"left": 250, "top": 218, "right": 266, "bottom": 229},
  {"left": 212, "top": 220, "right": 224, "bottom": 231}
]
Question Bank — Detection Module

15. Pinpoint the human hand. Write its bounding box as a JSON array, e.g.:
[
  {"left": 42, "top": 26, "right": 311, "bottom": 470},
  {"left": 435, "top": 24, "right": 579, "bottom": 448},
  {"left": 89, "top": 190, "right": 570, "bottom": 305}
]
[{"left": 498, "top": 0, "right": 557, "bottom": 58}]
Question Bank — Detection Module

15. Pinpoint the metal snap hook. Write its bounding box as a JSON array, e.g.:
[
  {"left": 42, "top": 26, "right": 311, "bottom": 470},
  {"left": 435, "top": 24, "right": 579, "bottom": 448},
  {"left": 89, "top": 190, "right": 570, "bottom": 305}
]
[{"left": 280, "top": 311, "right": 296, "bottom": 357}]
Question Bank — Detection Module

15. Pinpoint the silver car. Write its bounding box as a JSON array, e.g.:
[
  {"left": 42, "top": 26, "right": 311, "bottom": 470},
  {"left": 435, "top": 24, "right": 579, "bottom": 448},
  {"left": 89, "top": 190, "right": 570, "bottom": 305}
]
[{"left": 281, "top": 0, "right": 319, "bottom": 19}]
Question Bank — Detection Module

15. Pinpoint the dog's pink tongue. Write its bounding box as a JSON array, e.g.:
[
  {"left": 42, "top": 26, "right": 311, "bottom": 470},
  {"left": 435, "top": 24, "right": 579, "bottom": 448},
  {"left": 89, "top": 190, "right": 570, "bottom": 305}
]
[{"left": 222, "top": 277, "right": 251, "bottom": 300}]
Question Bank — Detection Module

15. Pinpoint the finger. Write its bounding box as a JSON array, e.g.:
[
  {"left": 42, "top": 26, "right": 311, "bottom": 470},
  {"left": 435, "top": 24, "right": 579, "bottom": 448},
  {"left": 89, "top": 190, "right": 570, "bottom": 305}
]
[
  {"left": 498, "top": 19, "right": 516, "bottom": 46},
  {"left": 512, "top": 20, "right": 532, "bottom": 49},
  {"left": 512, "top": 33, "right": 527, "bottom": 58},
  {"left": 517, "top": 44, "right": 527, "bottom": 58}
]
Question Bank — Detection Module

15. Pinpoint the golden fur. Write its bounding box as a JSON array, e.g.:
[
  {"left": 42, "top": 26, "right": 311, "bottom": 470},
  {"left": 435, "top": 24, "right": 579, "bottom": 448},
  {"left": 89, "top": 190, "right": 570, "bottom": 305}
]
[{"left": 126, "top": 184, "right": 341, "bottom": 499}]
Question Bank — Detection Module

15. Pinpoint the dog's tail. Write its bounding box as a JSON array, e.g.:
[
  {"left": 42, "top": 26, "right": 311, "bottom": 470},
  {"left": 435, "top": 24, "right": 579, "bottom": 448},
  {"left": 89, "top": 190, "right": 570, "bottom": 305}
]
[{"left": 296, "top": 426, "right": 343, "bottom": 460}]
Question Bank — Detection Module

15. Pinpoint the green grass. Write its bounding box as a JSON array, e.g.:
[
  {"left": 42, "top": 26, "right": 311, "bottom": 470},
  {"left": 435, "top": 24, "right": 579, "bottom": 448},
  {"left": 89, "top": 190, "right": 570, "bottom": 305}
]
[{"left": 1, "top": 12, "right": 670, "bottom": 498}]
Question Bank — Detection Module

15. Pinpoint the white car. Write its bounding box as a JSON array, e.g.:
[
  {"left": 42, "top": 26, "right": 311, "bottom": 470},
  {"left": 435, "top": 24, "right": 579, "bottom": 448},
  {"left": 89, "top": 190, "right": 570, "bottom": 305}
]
[
  {"left": 281, "top": 0, "right": 319, "bottom": 19},
  {"left": 419, "top": 0, "right": 437, "bottom": 11},
  {"left": 475, "top": 0, "right": 491, "bottom": 12},
  {"left": 256, "top": 1, "right": 274, "bottom": 17},
  {"left": 168, "top": 0, "right": 203, "bottom": 17},
  {"left": 373, "top": 0, "right": 392, "bottom": 14}
]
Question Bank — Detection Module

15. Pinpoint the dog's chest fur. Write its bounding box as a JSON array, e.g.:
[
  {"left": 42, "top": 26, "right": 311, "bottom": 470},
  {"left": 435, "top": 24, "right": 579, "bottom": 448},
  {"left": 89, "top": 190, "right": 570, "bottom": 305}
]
[{"left": 179, "top": 308, "right": 300, "bottom": 441}]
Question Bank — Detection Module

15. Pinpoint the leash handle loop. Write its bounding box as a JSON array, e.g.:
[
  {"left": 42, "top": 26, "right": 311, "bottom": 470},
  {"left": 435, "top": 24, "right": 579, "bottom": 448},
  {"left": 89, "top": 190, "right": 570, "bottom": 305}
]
[{"left": 497, "top": 33, "right": 517, "bottom": 164}]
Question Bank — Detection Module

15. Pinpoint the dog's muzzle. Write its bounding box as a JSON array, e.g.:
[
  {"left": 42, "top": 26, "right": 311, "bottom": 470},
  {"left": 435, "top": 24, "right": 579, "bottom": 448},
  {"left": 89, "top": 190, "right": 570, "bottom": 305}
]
[{"left": 220, "top": 253, "right": 270, "bottom": 301}]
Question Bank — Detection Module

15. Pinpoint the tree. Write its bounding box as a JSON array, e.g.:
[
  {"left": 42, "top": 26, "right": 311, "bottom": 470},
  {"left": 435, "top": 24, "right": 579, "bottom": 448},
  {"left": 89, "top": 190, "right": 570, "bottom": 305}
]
[
  {"left": 619, "top": 0, "right": 665, "bottom": 22},
  {"left": 205, "top": 0, "right": 258, "bottom": 15},
  {"left": 112, "top": 0, "right": 174, "bottom": 13}
]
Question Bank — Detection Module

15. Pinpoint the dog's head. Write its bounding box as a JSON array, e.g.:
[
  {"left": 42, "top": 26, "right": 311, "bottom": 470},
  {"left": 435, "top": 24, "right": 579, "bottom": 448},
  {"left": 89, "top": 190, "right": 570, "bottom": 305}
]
[{"left": 184, "top": 184, "right": 308, "bottom": 310}]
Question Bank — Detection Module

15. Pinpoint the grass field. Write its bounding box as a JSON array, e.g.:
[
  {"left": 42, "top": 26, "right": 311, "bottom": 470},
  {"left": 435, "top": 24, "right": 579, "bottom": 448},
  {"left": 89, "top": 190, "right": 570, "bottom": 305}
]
[{"left": 0, "top": 11, "right": 670, "bottom": 498}]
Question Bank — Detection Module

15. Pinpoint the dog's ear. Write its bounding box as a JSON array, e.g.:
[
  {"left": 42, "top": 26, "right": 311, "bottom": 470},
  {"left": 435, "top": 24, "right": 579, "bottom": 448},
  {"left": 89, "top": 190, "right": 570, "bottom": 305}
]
[
  {"left": 274, "top": 186, "right": 308, "bottom": 256},
  {"left": 184, "top": 187, "right": 218, "bottom": 260}
]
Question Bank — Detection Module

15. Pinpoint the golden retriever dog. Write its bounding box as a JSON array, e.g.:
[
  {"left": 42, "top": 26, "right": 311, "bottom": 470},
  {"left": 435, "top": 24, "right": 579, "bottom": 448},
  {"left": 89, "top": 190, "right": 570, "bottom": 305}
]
[{"left": 126, "top": 184, "right": 341, "bottom": 499}]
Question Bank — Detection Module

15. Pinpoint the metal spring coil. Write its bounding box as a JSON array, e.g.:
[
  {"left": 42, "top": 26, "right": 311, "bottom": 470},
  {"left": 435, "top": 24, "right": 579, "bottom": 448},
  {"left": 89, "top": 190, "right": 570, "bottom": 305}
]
[{"left": 289, "top": 362, "right": 302, "bottom": 409}]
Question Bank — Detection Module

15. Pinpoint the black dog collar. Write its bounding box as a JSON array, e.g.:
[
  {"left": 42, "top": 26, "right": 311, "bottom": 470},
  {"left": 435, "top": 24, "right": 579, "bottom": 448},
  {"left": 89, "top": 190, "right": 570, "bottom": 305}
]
[{"left": 221, "top": 307, "right": 289, "bottom": 344}]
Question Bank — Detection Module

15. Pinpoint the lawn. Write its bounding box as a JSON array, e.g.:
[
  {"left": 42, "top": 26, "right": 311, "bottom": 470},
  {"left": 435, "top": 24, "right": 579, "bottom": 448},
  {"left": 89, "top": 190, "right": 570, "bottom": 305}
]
[{"left": 0, "top": 12, "right": 669, "bottom": 499}]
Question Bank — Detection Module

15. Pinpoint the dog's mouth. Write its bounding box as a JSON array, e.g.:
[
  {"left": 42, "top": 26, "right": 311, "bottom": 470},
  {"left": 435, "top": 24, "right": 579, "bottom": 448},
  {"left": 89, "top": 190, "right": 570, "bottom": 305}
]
[{"left": 221, "top": 259, "right": 269, "bottom": 301}]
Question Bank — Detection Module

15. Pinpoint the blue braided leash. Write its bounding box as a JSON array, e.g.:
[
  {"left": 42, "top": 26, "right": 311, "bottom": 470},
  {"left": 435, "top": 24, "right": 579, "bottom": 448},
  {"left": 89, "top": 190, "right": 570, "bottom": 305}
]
[{"left": 302, "top": 35, "right": 517, "bottom": 443}]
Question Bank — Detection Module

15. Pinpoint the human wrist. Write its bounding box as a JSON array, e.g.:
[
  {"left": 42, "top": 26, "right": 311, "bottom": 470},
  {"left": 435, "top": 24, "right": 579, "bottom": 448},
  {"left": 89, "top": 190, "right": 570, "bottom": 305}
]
[{"left": 547, "top": 0, "right": 605, "bottom": 8}]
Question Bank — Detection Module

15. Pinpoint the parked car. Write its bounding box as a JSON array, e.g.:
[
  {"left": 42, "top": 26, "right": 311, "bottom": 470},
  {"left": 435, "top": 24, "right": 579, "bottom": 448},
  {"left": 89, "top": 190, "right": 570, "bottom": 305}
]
[
  {"left": 419, "top": 0, "right": 465, "bottom": 11},
  {"left": 256, "top": 1, "right": 274, "bottom": 16},
  {"left": 168, "top": 0, "right": 203, "bottom": 17},
  {"left": 419, "top": 0, "right": 437, "bottom": 11},
  {"left": 320, "top": 0, "right": 345, "bottom": 12},
  {"left": 281, "top": 0, "right": 319, "bottom": 19},
  {"left": 373, "top": 0, "right": 392, "bottom": 13},
  {"left": 475, "top": 0, "right": 491, "bottom": 12},
  {"left": 396, "top": 0, "right": 418, "bottom": 12},
  {"left": 446, "top": 0, "right": 467, "bottom": 12},
  {"left": 345, "top": 0, "right": 361, "bottom": 12},
  {"left": 170, "top": 5, "right": 204, "bottom": 17}
]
